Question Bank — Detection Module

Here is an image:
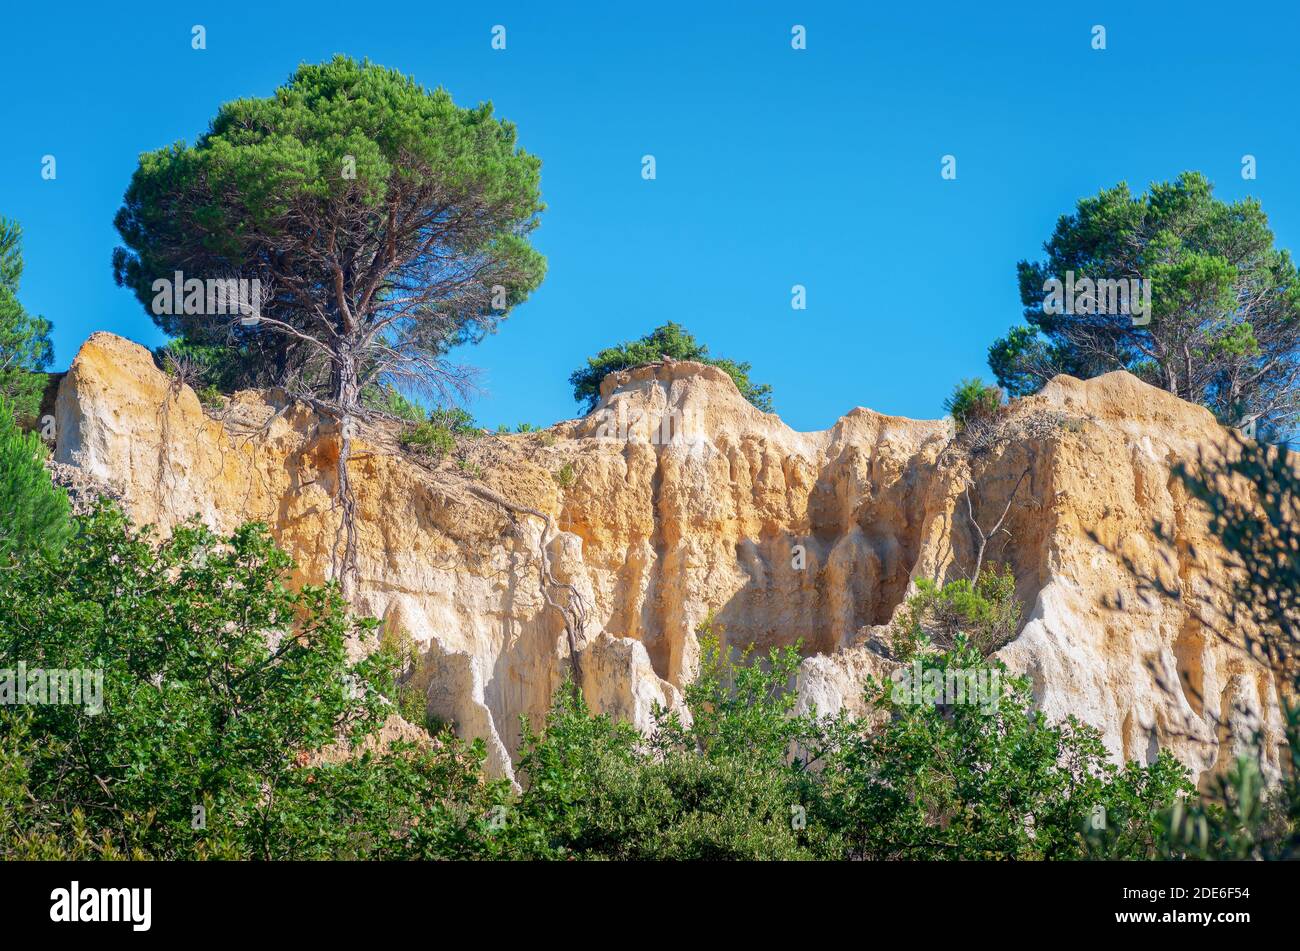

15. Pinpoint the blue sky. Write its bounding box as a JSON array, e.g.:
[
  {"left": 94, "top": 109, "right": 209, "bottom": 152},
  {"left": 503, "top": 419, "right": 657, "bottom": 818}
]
[{"left": 3, "top": 1, "right": 1298, "bottom": 431}]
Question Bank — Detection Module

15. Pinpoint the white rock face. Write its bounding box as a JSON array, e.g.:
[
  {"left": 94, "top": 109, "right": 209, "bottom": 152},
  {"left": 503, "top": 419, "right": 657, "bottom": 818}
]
[{"left": 53, "top": 333, "right": 1290, "bottom": 786}]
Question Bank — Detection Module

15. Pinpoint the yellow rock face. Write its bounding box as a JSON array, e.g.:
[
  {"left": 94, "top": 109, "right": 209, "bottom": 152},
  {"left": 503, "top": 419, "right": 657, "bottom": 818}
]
[{"left": 54, "top": 332, "right": 1289, "bottom": 786}]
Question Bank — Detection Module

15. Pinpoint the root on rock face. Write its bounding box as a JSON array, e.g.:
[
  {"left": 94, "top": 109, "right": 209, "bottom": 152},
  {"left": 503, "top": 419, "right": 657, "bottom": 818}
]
[{"left": 460, "top": 480, "right": 590, "bottom": 688}]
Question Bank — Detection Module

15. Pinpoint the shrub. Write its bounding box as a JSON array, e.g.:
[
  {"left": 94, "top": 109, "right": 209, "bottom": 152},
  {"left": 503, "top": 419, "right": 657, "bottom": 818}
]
[
  {"left": 196, "top": 384, "right": 224, "bottom": 410},
  {"left": 829, "top": 640, "right": 1194, "bottom": 860},
  {"left": 889, "top": 563, "right": 1022, "bottom": 660},
  {"left": 506, "top": 632, "right": 838, "bottom": 860},
  {"left": 568, "top": 322, "right": 773, "bottom": 413},
  {"left": 0, "top": 501, "right": 510, "bottom": 859},
  {"left": 364, "top": 384, "right": 424, "bottom": 423},
  {"left": 428, "top": 407, "right": 478, "bottom": 435},
  {"left": 399, "top": 407, "right": 477, "bottom": 459},
  {"left": 154, "top": 338, "right": 244, "bottom": 394},
  {"left": 944, "top": 377, "right": 1004, "bottom": 433},
  {"left": 554, "top": 462, "right": 574, "bottom": 487}
]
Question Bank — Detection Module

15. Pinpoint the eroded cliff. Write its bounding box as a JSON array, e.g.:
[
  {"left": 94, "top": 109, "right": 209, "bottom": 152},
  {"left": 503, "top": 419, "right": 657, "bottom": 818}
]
[{"left": 52, "top": 332, "right": 1289, "bottom": 786}]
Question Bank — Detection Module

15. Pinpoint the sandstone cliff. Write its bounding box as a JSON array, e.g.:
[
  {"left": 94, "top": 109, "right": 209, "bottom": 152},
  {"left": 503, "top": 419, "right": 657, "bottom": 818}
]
[{"left": 51, "top": 332, "right": 1289, "bottom": 787}]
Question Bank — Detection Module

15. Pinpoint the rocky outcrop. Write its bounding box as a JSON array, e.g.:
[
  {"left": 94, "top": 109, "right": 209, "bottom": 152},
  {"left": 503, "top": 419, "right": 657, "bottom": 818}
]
[{"left": 53, "top": 332, "right": 1289, "bottom": 786}]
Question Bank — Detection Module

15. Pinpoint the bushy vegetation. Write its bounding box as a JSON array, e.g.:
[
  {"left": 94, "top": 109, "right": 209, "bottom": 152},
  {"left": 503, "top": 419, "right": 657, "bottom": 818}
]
[
  {"left": 889, "top": 563, "right": 1021, "bottom": 659},
  {"left": 0, "top": 499, "right": 510, "bottom": 860},
  {"left": 569, "top": 322, "right": 773, "bottom": 413},
  {"left": 3, "top": 438, "right": 1298, "bottom": 861},
  {"left": 944, "top": 377, "right": 1004, "bottom": 433},
  {"left": 154, "top": 338, "right": 245, "bottom": 395},
  {"left": 363, "top": 384, "right": 425, "bottom": 423},
  {"left": 398, "top": 406, "right": 479, "bottom": 459}
]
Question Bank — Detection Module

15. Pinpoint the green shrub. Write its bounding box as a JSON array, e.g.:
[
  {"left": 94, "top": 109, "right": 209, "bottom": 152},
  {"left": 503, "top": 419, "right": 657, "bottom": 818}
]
[
  {"left": 830, "top": 640, "right": 1193, "bottom": 860},
  {"left": 506, "top": 631, "right": 836, "bottom": 860},
  {"left": 399, "top": 421, "right": 455, "bottom": 457},
  {"left": 364, "top": 384, "right": 424, "bottom": 423},
  {"left": 554, "top": 462, "right": 575, "bottom": 487},
  {"left": 889, "top": 563, "right": 1022, "bottom": 660},
  {"left": 568, "top": 322, "right": 773, "bottom": 413},
  {"left": 428, "top": 407, "right": 478, "bottom": 435},
  {"left": 196, "top": 384, "right": 224, "bottom": 410},
  {"left": 154, "top": 338, "right": 243, "bottom": 394},
  {"left": 398, "top": 406, "right": 478, "bottom": 459},
  {"left": 0, "top": 502, "right": 510, "bottom": 860},
  {"left": 945, "top": 378, "right": 1004, "bottom": 432}
]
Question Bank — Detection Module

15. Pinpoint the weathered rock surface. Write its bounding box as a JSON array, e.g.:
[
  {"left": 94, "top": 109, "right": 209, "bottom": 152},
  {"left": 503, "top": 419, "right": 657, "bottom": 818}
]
[{"left": 54, "top": 332, "right": 1289, "bottom": 786}]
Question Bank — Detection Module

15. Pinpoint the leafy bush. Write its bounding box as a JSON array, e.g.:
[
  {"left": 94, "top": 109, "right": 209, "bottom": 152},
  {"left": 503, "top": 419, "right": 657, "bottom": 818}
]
[
  {"left": 399, "top": 421, "right": 455, "bottom": 457},
  {"left": 398, "top": 406, "right": 478, "bottom": 459},
  {"left": 568, "top": 322, "right": 773, "bottom": 413},
  {"left": 0, "top": 502, "right": 509, "bottom": 859},
  {"left": 829, "top": 639, "right": 1193, "bottom": 860},
  {"left": 501, "top": 628, "right": 1192, "bottom": 861},
  {"left": 363, "top": 384, "right": 425, "bottom": 423},
  {"left": 944, "top": 377, "right": 1004, "bottom": 433},
  {"left": 554, "top": 462, "right": 575, "bottom": 487},
  {"left": 889, "top": 563, "right": 1022, "bottom": 660},
  {"left": 506, "top": 633, "right": 835, "bottom": 859},
  {"left": 196, "top": 384, "right": 224, "bottom": 410},
  {"left": 428, "top": 407, "right": 478, "bottom": 435}
]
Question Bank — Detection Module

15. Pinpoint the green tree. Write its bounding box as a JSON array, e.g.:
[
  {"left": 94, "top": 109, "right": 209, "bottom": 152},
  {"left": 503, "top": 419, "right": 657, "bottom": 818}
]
[
  {"left": 507, "top": 634, "right": 837, "bottom": 860},
  {"left": 0, "top": 397, "right": 72, "bottom": 563},
  {"left": 113, "top": 55, "right": 547, "bottom": 597},
  {"left": 0, "top": 502, "right": 508, "bottom": 859},
  {"left": 828, "top": 639, "right": 1192, "bottom": 860},
  {"left": 0, "top": 217, "right": 54, "bottom": 424},
  {"left": 990, "top": 173, "right": 1300, "bottom": 436},
  {"left": 568, "top": 322, "right": 773, "bottom": 413}
]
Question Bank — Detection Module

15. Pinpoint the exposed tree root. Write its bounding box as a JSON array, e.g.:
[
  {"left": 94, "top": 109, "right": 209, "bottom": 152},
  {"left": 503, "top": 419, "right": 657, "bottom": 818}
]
[{"left": 460, "top": 480, "right": 589, "bottom": 688}]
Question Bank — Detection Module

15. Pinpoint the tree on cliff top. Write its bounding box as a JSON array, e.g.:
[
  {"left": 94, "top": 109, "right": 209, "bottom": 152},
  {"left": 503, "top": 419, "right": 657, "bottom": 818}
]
[
  {"left": 0, "top": 217, "right": 54, "bottom": 424},
  {"left": 111, "top": 55, "right": 547, "bottom": 595},
  {"left": 568, "top": 322, "right": 773, "bottom": 413},
  {"left": 989, "top": 172, "right": 1300, "bottom": 439}
]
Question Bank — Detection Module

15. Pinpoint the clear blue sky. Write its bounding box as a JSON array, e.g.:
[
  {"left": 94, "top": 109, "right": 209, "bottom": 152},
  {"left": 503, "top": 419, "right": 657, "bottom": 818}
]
[{"left": 3, "top": 1, "right": 1298, "bottom": 431}]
